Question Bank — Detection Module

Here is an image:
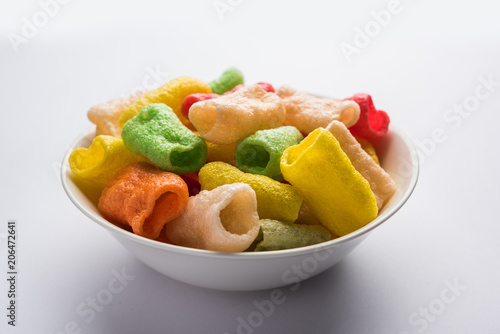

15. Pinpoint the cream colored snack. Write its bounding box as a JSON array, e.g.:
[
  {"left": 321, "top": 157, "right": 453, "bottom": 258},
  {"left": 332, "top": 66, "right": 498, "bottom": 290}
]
[
  {"left": 87, "top": 91, "right": 146, "bottom": 137},
  {"left": 189, "top": 85, "right": 286, "bottom": 144},
  {"left": 165, "top": 183, "right": 260, "bottom": 252},
  {"left": 325, "top": 120, "right": 396, "bottom": 209},
  {"left": 277, "top": 85, "right": 360, "bottom": 134}
]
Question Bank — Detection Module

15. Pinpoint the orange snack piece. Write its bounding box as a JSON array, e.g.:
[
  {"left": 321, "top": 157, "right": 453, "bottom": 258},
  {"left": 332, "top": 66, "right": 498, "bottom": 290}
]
[{"left": 98, "top": 162, "right": 189, "bottom": 239}]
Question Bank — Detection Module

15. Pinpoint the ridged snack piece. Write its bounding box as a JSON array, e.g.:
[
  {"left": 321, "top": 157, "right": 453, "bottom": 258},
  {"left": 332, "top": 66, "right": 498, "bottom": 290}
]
[
  {"left": 87, "top": 91, "right": 147, "bottom": 138},
  {"left": 235, "top": 126, "right": 303, "bottom": 181},
  {"left": 68, "top": 135, "right": 147, "bottom": 189},
  {"left": 98, "top": 162, "right": 189, "bottom": 240},
  {"left": 208, "top": 67, "right": 244, "bottom": 95},
  {"left": 121, "top": 103, "right": 207, "bottom": 174},
  {"left": 254, "top": 219, "right": 332, "bottom": 251},
  {"left": 119, "top": 76, "right": 212, "bottom": 129},
  {"left": 165, "top": 183, "right": 260, "bottom": 252},
  {"left": 280, "top": 128, "right": 378, "bottom": 236},
  {"left": 325, "top": 120, "right": 396, "bottom": 209},
  {"left": 277, "top": 85, "right": 360, "bottom": 134},
  {"left": 199, "top": 162, "right": 303, "bottom": 223},
  {"left": 189, "top": 85, "right": 286, "bottom": 144},
  {"left": 344, "top": 93, "right": 390, "bottom": 141}
]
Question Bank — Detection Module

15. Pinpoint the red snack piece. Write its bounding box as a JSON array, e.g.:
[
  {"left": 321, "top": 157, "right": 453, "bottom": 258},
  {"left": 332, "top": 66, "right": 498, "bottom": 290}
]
[
  {"left": 180, "top": 172, "right": 201, "bottom": 197},
  {"left": 225, "top": 82, "right": 275, "bottom": 95},
  {"left": 343, "top": 93, "right": 390, "bottom": 140},
  {"left": 181, "top": 93, "right": 220, "bottom": 119}
]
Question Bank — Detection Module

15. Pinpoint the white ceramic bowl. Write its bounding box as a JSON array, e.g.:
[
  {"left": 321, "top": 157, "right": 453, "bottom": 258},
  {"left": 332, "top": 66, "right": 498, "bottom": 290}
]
[{"left": 62, "top": 126, "right": 418, "bottom": 291}]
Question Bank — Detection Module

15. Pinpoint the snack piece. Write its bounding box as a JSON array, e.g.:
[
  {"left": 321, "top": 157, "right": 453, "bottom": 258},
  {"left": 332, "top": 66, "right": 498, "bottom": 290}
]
[
  {"left": 254, "top": 219, "right": 332, "bottom": 251},
  {"left": 68, "top": 135, "right": 147, "bottom": 189},
  {"left": 325, "top": 120, "right": 396, "bottom": 209},
  {"left": 208, "top": 67, "right": 244, "bottom": 95},
  {"left": 227, "top": 82, "right": 275, "bottom": 94},
  {"left": 280, "top": 128, "right": 378, "bottom": 236},
  {"left": 121, "top": 103, "right": 207, "bottom": 174},
  {"left": 119, "top": 76, "right": 211, "bottom": 129},
  {"left": 165, "top": 183, "right": 260, "bottom": 252},
  {"left": 98, "top": 162, "right": 189, "bottom": 239},
  {"left": 206, "top": 141, "right": 237, "bottom": 165},
  {"left": 181, "top": 93, "right": 220, "bottom": 119},
  {"left": 87, "top": 91, "right": 147, "bottom": 138},
  {"left": 344, "top": 93, "right": 390, "bottom": 140},
  {"left": 189, "top": 85, "right": 286, "bottom": 144},
  {"left": 277, "top": 85, "right": 360, "bottom": 134},
  {"left": 235, "top": 126, "right": 303, "bottom": 181},
  {"left": 199, "top": 162, "right": 303, "bottom": 222},
  {"left": 356, "top": 136, "right": 380, "bottom": 165}
]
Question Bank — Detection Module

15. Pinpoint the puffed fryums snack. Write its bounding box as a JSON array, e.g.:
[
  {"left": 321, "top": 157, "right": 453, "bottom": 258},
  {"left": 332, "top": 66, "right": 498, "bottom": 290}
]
[
  {"left": 68, "top": 135, "right": 147, "bottom": 189},
  {"left": 87, "top": 91, "right": 147, "bottom": 138},
  {"left": 280, "top": 128, "right": 378, "bottom": 236},
  {"left": 166, "top": 183, "right": 260, "bottom": 252},
  {"left": 252, "top": 219, "right": 332, "bottom": 251},
  {"left": 235, "top": 126, "right": 303, "bottom": 181},
  {"left": 189, "top": 85, "right": 286, "bottom": 144},
  {"left": 98, "top": 162, "right": 189, "bottom": 240},
  {"left": 121, "top": 103, "right": 207, "bottom": 174},
  {"left": 199, "top": 162, "right": 303, "bottom": 223},
  {"left": 208, "top": 67, "right": 244, "bottom": 95},
  {"left": 325, "top": 120, "right": 396, "bottom": 209},
  {"left": 277, "top": 85, "right": 360, "bottom": 134},
  {"left": 344, "top": 93, "right": 390, "bottom": 141}
]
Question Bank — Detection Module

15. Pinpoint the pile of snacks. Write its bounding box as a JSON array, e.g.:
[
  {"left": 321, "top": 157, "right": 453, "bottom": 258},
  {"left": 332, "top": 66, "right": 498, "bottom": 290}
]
[{"left": 69, "top": 68, "right": 396, "bottom": 252}]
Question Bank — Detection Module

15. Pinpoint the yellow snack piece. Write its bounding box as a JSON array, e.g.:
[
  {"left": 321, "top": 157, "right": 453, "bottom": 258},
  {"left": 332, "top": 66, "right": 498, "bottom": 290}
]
[
  {"left": 326, "top": 121, "right": 396, "bottom": 209},
  {"left": 119, "top": 76, "right": 212, "bottom": 129},
  {"left": 199, "top": 162, "right": 303, "bottom": 223},
  {"left": 355, "top": 136, "right": 380, "bottom": 165},
  {"left": 280, "top": 128, "right": 378, "bottom": 236},
  {"left": 206, "top": 141, "right": 237, "bottom": 165},
  {"left": 68, "top": 135, "right": 147, "bottom": 189}
]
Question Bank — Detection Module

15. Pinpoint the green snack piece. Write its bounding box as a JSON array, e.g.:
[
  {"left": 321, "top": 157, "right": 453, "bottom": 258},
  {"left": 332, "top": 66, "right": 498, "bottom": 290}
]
[
  {"left": 236, "top": 126, "right": 303, "bottom": 180},
  {"left": 254, "top": 219, "right": 332, "bottom": 251},
  {"left": 208, "top": 67, "right": 244, "bottom": 95},
  {"left": 121, "top": 103, "right": 207, "bottom": 174}
]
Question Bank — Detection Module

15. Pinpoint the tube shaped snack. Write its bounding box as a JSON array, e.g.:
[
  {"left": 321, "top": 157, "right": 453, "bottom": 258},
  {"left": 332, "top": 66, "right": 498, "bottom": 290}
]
[
  {"left": 181, "top": 93, "right": 220, "bottom": 118},
  {"left": 98, "top": 162, "right": 189, "bottom": 239},
  {"left": 119, "top": 76, "right": 212, "bottom": 129},
  {"left": 189, "top": 85, "right": 286, "bottom": 144},
  {"left": 68, "top": 135, "right": 147, "bottom": 189},
  {"left": 87, "top": 91, "right": 147, "bottom": 138},
  {"left": 344, "top": 93, "right": 390, "bottom": 140},
  {"left": 165, "top": 183, "right": 260, "bottom": 252},
  {"left": 276, "top": 85, "right": 360, "bottom": 134},
  {"left": 235, "top": 126, "right": 303, "bottom": 181},
  {"left": 253, "top": 219, "right": 332, "bottom": 251},
  {"left": 208, "top": 67, "right": 244, "bottom": 95},
  {"left": 325, "top": 120, "right": 396, "bottom": 209},
  {"left": 199, "top": 162, "right": 303, "bottom": 223},
  {"left": 121, "top": 103, "right": 207, "bottom": 174},
  {"left": 280, "top": 128, "right": 378, "bottom": 236}
]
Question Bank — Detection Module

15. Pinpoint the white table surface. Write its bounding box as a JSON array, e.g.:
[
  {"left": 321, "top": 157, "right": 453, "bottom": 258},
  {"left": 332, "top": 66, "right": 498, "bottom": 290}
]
[{"left": 1, "top": 1, "right": 499, "bottom": 333}]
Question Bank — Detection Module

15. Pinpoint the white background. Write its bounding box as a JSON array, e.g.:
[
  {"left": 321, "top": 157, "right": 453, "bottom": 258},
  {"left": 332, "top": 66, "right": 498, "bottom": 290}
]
[{"left": 1, "top": 0, "right": 499, "bottom": 333}]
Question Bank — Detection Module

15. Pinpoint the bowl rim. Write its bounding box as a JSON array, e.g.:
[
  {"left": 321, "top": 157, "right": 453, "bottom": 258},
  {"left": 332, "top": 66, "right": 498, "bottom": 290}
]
[{"left": 61, "top": 125, "right": 419, "bottom": 260}]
